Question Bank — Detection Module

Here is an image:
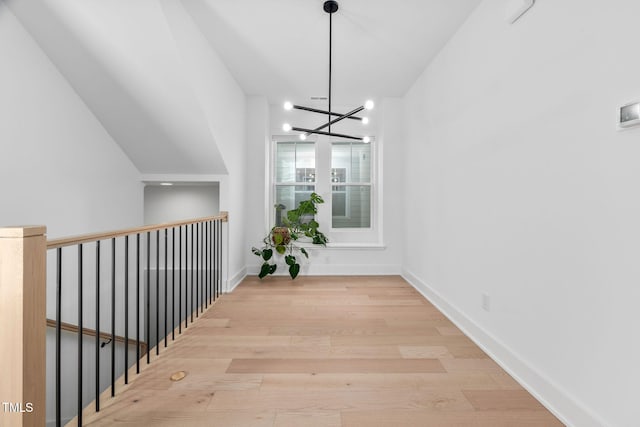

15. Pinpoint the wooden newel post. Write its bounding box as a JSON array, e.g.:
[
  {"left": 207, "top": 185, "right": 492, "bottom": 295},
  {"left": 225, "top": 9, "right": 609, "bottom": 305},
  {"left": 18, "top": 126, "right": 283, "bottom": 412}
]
[{"left": 0, "top": 226, "right": 46, "bottom": 427}]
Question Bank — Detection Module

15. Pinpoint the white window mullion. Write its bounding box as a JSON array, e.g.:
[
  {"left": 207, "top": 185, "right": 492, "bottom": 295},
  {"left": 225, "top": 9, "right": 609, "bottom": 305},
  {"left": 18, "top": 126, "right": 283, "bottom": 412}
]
[{"left": 315, "top": 135, "right": 332, "bottom": 230}]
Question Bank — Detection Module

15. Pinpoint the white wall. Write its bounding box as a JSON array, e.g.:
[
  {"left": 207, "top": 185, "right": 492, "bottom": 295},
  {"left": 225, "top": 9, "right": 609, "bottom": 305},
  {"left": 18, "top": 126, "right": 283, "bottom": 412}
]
[
  {"left": 160, "top": 0, "right": 248, "bottom": 289},
  {"left": 245, "top": 96, "right": 271, "bottom": 270},
  {"left": 0, "top": 1, "right": 142, "bottom": 238},
  {"left": 402, "top": 1, "right": 640, "bottom": 426},
  {"left": 144, "top": 184, "right": 220, "bottom": 225}
]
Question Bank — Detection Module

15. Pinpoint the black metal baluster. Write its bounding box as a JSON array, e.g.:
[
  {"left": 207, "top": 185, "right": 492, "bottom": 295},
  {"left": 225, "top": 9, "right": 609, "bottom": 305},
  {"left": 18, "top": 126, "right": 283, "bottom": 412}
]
[
  {"left": 208, "top": 221, "right": 213, "bottom": 304},
  {"left": 209, "top": 221, "right": 214, "bottom": 304},
  {"left": 205, "top": 221, "right": 209, "bottom": 308},
  {"left": 172, "top": 227, "right": 175, "bottom": 340},
  {"left": 211, "top": 220, "right": 214, "bottom": 303},
  {"left": 196, "top": 222, "right": 200, "bottom": 317},
  {"left": 77, "top": 244, "right": 83, "bottom": 426},
  {"left": 136, "top": 234, "right": 140, "bottom": 373},
  {"left": 218, "top": 220, "right": 222, "bottom": 298},
  {"left": 156, "top": 230, "right": 160, "bottom": 355},
  {"left": 191, "top": 224, "right": 194, "bottom": 323},
  {"left": 164, "top": 228, "right": 168, "bottom": 347},
  {"left": 200, "top": 222, "right": 204, "bottom": 313},
  {"left": 214, "top": 220, "right": 218, "bottom": 300},
  {"left": 179, "top": 226, "right": 182, "bottom": 333},
  {"left": 184, "top": 225, "right": 188, "bottom": 329},
  {"left": 146, "top": 233, "right": 150, "bottom": 364},
  {"left": 95, "top": 240, "right": 101, "bottom": 411},
  {"left": 124, "top": 236, "right": 129, "bottom": 384},
  {"left": 213, "top": 220, "right": 220, "bottom": 298},
  {"left": 111, "top": 238, "right": 116, "bottom": 397},
  {"left": 56, "top": 248, "right": 62, "bottom": 426},
  {"left": 214, "top": 220, "right": 220, "bottom": 298}
]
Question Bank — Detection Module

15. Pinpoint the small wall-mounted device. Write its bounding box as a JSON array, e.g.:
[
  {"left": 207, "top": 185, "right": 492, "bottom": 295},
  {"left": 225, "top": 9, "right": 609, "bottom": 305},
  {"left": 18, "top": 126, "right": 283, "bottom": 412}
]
[
  {"left": 619, "top": 101, "right": 640, "bottom": 129},
  {"left": 505, "top": 0, "right": 535, "bottom": 24}
]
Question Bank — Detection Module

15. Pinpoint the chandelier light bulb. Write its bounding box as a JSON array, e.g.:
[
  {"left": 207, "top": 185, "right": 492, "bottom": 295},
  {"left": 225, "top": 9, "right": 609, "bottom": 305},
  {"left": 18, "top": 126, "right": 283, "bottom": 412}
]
[
  {"left": 362, "top": 117, "right": 369, "bottom": 125},
  {"left": 363, "top": 136, "right": 371, "bottom": 143},
  {"left": 284, "top": 101, "right": 293, "bottom": 111},
  {"left": 282, "top": 123, "right": 292, "bottom": 132},
  {"left": 299, "top": 134, "right": 307, "bottom": 140},
  {"left": 364, "top": 100, "right": 375, "bottom": 110}
]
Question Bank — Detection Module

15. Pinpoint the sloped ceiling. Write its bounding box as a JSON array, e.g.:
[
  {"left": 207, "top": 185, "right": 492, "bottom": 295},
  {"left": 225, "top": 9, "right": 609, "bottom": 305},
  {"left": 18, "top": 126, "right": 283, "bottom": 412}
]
[
  {"left": 187, "top": 0, "right": 482, "bottom": 106},
  {"left": 6, "top": 0, "right": 481, "bottom": 174},
  {"left": 6, "top": 0, "right": 229, "bottom": 175}
]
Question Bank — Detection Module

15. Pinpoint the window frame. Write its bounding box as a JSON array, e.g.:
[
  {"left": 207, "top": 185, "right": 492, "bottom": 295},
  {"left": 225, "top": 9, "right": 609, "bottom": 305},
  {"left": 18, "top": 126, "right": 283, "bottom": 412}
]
[
  {"left": 330, "top": 141, "right": 373, "bottom": 230},
  {"left": 270, "top": 135, "right": 381, "bottom": 246}
]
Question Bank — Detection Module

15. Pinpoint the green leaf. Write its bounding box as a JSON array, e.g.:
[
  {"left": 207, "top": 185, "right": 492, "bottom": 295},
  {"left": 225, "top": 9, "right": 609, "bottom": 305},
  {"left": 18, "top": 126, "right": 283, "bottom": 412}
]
[
  {"left": 251, "top": 247, "right": 262, "bottom": 257},
  {"left": 312, "top": 232, "right": 328, "bottom": 245},
  {"left": 290, "top": 232, "right": 299, "bottom": 240},
  {"left": 300, "top": 247, "right": 309, "bottom": 258},
  {"left": 258, "top": 262, "right": 271, "bottom": 279},
  {"left": 309, "top": 220, "right": 319, "bottom": 229},
  {"left": 289, "top": 263, "right": 300, "bottom": 279},
  {"left": 310, "top": 192, "right": 324, "bottom": 204},
  {"left": 287, "top": 210, "right": 300, "bottom": 223},
  {"left": 297, "top": 201, "right": 315, "bottom": 215},
  {"left": 273, "top": 233, "right": 283, "bottom": 245},
  {"left": 285, "top": 255, "right": 296, "bottom": 266},
  {"left": 269, "top": 264, "right": 277, "bottom": 274},
  {"left": 261, "top": 248, "right": 273, "bottom": 261},
  {"left": 276, "top": 245, "right": 286, "bottom": 255}
]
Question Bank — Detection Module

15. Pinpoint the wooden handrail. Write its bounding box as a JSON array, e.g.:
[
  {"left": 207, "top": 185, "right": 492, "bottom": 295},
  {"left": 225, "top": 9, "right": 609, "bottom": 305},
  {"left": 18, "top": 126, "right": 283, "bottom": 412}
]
[
  {"left": 46, "top": 319, "right": 148, "bottom": 354},
  {"left": 47, "top": 211, "right": 228, "bottom": 249}
]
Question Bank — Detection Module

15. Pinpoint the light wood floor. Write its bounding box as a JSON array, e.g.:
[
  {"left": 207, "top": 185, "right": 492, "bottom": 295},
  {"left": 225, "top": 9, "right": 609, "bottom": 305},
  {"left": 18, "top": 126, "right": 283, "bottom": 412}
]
[{"left": 84, "top": 276, "right": 563, "bottom": 426}]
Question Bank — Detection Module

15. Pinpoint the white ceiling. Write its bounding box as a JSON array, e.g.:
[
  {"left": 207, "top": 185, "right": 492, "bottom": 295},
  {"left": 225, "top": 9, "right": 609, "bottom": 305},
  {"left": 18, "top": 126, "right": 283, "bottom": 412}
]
[
  {"left": 188, "top": 0, "right": 482, "bottom": 105},
  {"left": 6, "top": 0, "right": 481, "bottom": 174}
]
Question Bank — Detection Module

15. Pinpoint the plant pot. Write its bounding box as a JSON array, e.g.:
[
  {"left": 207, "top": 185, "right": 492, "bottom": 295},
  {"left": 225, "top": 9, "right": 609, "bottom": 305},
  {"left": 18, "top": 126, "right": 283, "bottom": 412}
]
[{"left": 271, "top": 227, "right": 291, "bottom": 246}]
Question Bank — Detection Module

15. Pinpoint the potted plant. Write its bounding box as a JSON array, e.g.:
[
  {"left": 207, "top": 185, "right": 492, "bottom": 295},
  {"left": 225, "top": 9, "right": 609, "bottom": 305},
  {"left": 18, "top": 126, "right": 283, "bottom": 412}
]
[{"left": 251, "top": 192, "right": 328, "bottom": 279}]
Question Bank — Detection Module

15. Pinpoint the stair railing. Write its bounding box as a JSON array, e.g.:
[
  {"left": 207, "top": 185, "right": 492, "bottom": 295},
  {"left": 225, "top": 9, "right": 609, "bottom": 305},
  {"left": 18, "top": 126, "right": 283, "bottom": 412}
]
[{"left": 0, "top": 212, "right": 228, "bottom": 427}]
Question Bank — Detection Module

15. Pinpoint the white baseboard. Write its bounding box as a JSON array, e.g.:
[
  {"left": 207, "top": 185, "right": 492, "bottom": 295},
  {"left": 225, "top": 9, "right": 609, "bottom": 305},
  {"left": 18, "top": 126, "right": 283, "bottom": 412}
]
[
  {"left": 401, "top": 269, "right": 606, "bottom": 427},
  {"left": 227, "top": 267, "right": 247, "bottom": 292},
  {"left": 246, "top": 263, "right": 401, "bottom": 277}
]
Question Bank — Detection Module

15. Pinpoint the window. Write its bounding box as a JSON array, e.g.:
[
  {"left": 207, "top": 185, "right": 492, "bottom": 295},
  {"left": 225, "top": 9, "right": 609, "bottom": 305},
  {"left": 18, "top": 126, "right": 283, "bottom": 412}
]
[
  {"left": 274, "top": 141, "right": 315, "bottom": 226},
  {"left": 272, "top": 136, "right": 379, "bottom": 244},
  {"left": 331, "top": 142, "right": 371, "bottom": 228}
]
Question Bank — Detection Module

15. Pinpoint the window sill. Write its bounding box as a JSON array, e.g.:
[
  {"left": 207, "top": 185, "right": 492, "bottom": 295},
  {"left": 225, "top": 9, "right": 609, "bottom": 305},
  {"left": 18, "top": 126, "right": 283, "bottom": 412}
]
[{"left": 297, "top": 242, "right": 387, "bottom": 250}]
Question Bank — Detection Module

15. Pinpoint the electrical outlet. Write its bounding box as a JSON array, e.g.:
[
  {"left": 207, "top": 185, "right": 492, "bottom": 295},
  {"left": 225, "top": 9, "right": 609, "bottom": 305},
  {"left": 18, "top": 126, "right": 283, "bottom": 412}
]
[{"left": 482, "top": 293, "right": 491, "bottom": 312}]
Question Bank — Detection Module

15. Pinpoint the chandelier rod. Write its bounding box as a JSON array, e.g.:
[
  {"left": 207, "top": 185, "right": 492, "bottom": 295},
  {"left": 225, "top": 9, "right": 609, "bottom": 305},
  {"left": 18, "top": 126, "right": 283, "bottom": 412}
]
[
  {"left": 291, "top": 105, "right": 364, "bottom": 120},
  {"left": 304, "top": 106, "right": 364, "bottom": 137},
  {"left": 282, "top": 1, "right": 373, "bottom": 143},
  {"left": 328, "top": 8, "right": 333, "bottom": 133},
  {"left": 292, "top": 127, "right": 363, "bottom": 141}
]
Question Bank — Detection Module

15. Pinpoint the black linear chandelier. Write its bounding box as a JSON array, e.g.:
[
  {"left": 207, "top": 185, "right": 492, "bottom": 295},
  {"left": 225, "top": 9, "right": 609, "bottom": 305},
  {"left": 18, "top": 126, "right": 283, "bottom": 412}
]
[{"left": 282, "top": 0, "right": 373, "bottom": 143}]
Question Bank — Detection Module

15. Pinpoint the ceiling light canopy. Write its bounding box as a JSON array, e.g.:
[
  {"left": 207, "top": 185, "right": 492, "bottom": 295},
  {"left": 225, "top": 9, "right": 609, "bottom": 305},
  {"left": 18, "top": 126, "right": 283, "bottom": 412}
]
[{"left": 282, "top": 1, "right": 373, "bottom": 142}]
